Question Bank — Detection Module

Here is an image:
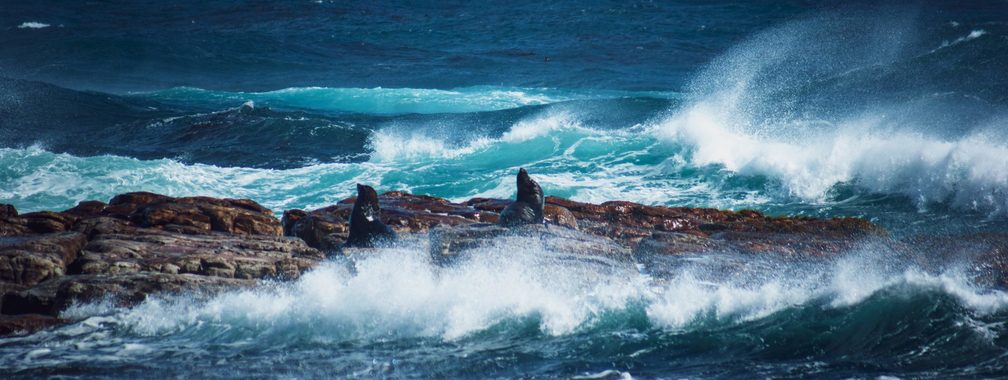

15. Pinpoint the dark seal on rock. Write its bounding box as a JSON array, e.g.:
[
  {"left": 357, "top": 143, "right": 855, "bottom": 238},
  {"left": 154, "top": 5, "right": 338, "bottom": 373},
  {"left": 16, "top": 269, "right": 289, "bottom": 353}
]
[
  {"left": 499, "top": 168, "right": 544, "bottom": 227},
  {"left": 344, "top": 184, "right": 396, "bottom": 248}
]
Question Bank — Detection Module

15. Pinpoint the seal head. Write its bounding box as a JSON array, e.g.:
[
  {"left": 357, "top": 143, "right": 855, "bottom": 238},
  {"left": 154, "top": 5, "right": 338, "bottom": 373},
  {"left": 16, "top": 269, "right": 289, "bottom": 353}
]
[
  {"left": 499, "top": 168, "right": 544, "bottom": 227},
  {"left": 344, "top": 184, "right": 396, "bottom": 247}
]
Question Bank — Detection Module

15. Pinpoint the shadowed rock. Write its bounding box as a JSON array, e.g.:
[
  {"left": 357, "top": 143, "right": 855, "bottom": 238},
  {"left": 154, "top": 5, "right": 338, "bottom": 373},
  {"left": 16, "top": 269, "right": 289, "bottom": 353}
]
[{"left": 0, "top": 314, "right": 66, "bottom": 336}]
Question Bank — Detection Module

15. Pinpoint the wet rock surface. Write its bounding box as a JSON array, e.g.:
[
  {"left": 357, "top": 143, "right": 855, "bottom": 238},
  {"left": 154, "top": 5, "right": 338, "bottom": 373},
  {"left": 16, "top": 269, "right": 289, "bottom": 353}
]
[
  {"left": 286, "top": 192, "right": 888, "bottom": 259},
  {"left": 429, "top": 224, "right": 632, "bottom": 265},
  {"left": 0, "top": 194, "right": 322, "bottom": 335},
  {"left": 13, "top": 189, "right": 997, "bottom": 337}
]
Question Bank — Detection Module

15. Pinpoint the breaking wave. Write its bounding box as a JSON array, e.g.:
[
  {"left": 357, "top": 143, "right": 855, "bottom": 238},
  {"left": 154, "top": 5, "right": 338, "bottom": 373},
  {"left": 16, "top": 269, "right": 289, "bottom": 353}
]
[
  {"left": 657, "top": 11, "right": 1008, "bottom": 216},
  {"left": 1, "top": 243, "right": 1004, "bottom": 377}
]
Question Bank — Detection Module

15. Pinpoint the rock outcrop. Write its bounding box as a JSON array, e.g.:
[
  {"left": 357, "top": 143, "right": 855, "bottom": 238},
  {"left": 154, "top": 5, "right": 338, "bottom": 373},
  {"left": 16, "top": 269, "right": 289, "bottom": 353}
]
[
  {"left": 282, "top": 191, "right": 489, "bottom": 252},
  {"left": 0, "top": 194, "right": 322, "bottom": 335},
  {"left": 1, "top": 189, "right": 896, "bottom": 335},
  {"left": 285, "top": 192, "right": 887, "bottom": 259}
]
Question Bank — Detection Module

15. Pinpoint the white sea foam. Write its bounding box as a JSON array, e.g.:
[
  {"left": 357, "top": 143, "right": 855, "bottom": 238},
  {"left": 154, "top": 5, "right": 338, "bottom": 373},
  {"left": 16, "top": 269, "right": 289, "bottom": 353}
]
[
  {"left": 367, "top": 130, "right": 493, "bottom": 162},
  {"left": 500, "top": 110, "right": 582, "bottom": 143},
  {"left": 657, "top": 105, "right": 1008, "bottom": 213},
  {"left": 0, "top": 146, "right": 382, "bottom": 213},
  {"left": 654, "top": 14, "right": 1008, "bottom": 215},
  {"left": 57, "top": 245, "right": 1008, "bottom": 342},
  {"left": 17, "top": 21, "right": 50, "bottom": 29},
  {"left": 67, "top": 243, "right": 649, "bottom": 340},
  {"left": 931, "top": 29, "right": 988, "bottom": 53}
]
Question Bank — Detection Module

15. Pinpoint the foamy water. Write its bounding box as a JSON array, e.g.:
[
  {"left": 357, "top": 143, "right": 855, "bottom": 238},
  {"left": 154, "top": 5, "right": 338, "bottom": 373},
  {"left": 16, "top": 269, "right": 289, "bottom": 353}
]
[{"left": 51, "top": 242, "right": 1008, "bottom": 342}]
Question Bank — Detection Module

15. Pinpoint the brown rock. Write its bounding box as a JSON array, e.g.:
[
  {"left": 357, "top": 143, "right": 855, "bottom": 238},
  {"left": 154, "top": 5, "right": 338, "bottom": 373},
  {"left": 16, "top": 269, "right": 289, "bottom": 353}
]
[
  {"left": 72, "top": 220, "right": 322, "bottom": 281},
  {"left": 0, "top": 193, "right": 326, "bottom": 332},
  {"left": 541, "top": 196, "right": 886, "bottom": 249},
  {"left": 0, "top": 217, "right": 31, "bottom": 237},
  {"left": 544, "top": 204, "right": 578, "bottom": 229},
  {"left": 0, "top": 314, "right": 66, "bottom": 335},
  {"left": 0, "top": 232, "right": 87, "bottom": 287},
  {"left": 106, "top": 192, "right": 174, "bottom": 217},
  {"left": 104, "top": 192, "right": 282, "bottom": 236},
  {"left": 285, "top": 191, "right": 485, "bottom": 251},
  {"left": 21, "top": 211, "right": 77, "bottom": 234},
  {"left": 63, "top": 200, "right": 107, "bottom": 218},
  {"left": 133, "top": 202, "right": 212, "bottom": 232},
  {"left": 0, "top": 190, "right": 899, "bottom": 337},
  {"left": 282, "top": 211, "right": 348, "bottom": 252},
  {"left": 0, "top": 204, "right": 17, "bottom": 219}
]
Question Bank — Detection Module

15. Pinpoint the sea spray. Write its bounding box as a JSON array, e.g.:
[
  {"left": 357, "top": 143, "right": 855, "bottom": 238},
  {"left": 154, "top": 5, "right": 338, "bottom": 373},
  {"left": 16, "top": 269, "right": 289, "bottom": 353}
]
[
  {"left": 2, "top": 242, "right": 1000, "bottom": 377},
  {"left": 657, "top": 10, "right": 1008, "bottom": 216},
  {"left": 55, "top": 243, "right": 1008, "bottom": 340},
  {"left": 4, "top": 2, "right": 1008, "bottom": 378}
]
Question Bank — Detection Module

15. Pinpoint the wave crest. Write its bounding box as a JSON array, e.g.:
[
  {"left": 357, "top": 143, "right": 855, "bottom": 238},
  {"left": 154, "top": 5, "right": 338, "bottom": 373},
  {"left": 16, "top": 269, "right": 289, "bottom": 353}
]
[
  {"left": 59, "top": 245, "right": 1008, "bottom": 342},
  {"left": 657, "top": 11, "right": 1008, "bottom": 215}
]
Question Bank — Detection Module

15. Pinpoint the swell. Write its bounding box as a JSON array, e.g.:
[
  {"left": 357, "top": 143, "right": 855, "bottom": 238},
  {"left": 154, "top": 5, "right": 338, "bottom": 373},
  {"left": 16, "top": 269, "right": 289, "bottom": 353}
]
[
  {"left": 1, "top": 78, "right": 372, "bottom": 169},
  {"left": 0, "top": 77, "right": 676, "bottom": 169},
  {"left": 3, "top": 11, "right": 1008, "bottom": 221},
  {"left": 136, "top": 86, "right": 679, "bottom": 115},
  {"left": 2, "top": 113, "right": 1006, "bottom": 232}
]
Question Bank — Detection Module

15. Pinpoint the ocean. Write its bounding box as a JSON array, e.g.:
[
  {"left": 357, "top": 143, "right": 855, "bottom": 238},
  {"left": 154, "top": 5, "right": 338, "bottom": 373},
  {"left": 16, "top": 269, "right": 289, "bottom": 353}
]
[{"left": 1, "top": 1, "right": 1008, "bottom": 378}]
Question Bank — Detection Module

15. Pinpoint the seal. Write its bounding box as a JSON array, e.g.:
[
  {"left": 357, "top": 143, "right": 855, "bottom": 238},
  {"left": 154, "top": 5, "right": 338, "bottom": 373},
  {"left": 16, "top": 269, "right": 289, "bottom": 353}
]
[
  {"left": 499, "top": 168, "right": 545, "bottom": 227},
  {"left": 344, "top": 183, "right": 397, "bottom": 247}
]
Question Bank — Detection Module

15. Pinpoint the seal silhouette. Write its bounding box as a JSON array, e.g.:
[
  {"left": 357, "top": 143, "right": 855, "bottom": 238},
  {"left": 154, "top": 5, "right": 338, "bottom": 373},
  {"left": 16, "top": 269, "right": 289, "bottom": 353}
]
[
  {"left": 499, "top": 168, "right": 545, "bottom": 227},
  {"left": 344, "top": 183, "right": 396, "bottom": 247}
]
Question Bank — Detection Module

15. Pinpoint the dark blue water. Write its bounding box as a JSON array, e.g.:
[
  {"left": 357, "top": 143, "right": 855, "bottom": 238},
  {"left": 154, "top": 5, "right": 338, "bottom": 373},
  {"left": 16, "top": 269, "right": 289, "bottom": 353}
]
[{"left": 2, "top": 1, "right": 1008, "bottom": 378}]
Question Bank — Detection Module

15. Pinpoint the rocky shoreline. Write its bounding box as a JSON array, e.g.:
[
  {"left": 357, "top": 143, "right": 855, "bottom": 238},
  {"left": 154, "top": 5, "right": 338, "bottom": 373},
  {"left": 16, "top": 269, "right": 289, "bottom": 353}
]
[{"left": 0, "top": 190, "right": 1002, "bottom": 336}]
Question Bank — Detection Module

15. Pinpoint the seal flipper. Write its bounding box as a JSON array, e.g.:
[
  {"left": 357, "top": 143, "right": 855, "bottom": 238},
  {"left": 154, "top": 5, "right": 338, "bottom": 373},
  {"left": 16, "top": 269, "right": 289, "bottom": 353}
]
[
  {"left": 499, "top": 168, "right": 545, "bottom": 227},
  {"left": 344, "top": 183, "right": 397, "bottom": 248}
]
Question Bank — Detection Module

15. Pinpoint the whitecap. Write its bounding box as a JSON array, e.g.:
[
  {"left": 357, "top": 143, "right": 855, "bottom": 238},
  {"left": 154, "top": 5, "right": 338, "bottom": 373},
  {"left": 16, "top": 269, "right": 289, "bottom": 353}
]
[{"left": 17, "top": 21, "right": 50, "bottom": 29}]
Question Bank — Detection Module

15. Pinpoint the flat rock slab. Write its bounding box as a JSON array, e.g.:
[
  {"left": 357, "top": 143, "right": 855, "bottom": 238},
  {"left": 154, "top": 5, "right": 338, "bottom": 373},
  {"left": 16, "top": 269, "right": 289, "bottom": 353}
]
[
  {"left": 74, "top": 218, "right": 322, "bottom": 280},
  {"left": 0, "top": 232, "right": 87, "bottom": 288},
  {"left": 0, "top": 194, "right": 326, "bottom": 335}
]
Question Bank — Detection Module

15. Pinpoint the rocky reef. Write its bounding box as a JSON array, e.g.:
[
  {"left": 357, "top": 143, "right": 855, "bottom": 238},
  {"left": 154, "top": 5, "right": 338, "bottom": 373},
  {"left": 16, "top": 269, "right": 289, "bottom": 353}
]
[
  {"left": 2, "top": 190, "right": 1000, "bottom": 336},
  {"left": 0, "top": 193, "right": 321, "bottom": 335}
]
